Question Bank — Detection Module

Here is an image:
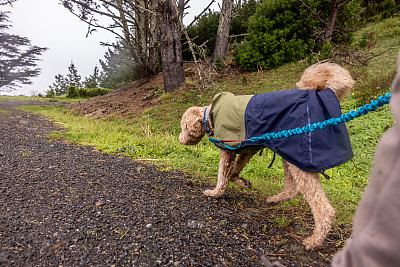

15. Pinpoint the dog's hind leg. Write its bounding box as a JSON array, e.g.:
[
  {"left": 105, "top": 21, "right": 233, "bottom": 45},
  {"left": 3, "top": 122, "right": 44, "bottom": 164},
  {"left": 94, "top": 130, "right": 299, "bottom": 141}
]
[
  {"left": 266, "top": 160, "right": 299, "bottom": 203},
  {"left": 229, "top": 153, "right": 255, "bottom": 188},
  {"left": 289, "top": 165, "right": 335, "bottom": 250},
  {"left": 203, "top": 149, "right": 236, "bottom": 197}
]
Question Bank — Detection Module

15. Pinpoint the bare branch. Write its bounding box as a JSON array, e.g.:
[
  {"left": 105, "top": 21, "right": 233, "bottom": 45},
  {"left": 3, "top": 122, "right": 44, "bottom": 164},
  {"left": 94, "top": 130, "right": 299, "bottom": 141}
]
[
  {"left": 298, "top": 0, "right": 328, "bottom": 25},
  {"left": 186, "top": 0, "right": 216, "bottom": 29}
]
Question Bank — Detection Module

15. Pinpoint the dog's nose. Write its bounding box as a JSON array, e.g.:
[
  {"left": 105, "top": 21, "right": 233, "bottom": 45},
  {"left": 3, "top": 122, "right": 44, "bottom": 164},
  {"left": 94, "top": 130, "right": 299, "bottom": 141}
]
[{"left": 178, "top": 132, "right": 186, "bottom": 145}]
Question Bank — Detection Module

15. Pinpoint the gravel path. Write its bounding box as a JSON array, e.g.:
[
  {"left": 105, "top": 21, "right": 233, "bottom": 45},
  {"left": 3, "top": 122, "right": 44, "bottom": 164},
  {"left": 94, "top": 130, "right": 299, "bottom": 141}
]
[{"left": 0, "top": 101, "right": 336, "bottom": 266}]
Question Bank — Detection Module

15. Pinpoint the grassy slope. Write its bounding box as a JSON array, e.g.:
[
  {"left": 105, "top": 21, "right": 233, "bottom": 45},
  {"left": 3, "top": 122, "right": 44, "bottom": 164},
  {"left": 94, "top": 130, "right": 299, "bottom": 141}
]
[{"left": 21, "top": 18, "right": 399, "bottom": 227}]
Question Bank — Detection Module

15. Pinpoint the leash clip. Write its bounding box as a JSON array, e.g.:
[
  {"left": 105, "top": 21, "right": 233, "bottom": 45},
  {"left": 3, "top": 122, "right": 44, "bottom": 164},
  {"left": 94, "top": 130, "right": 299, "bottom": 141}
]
[{"left": 202, "top": 108, "right": 213, "bottom": 137}]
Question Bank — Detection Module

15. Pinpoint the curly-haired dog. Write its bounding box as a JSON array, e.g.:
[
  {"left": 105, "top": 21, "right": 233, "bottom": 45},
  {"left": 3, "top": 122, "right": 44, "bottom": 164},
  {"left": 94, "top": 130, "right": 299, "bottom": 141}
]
[{"left": 178, "top": 63, "right": 355, "bottom": 250}]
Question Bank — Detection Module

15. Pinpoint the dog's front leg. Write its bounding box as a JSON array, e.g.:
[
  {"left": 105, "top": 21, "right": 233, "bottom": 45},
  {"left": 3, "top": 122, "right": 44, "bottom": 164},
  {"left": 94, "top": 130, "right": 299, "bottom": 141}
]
[
  {"left": 266, "top": 160, "right": 299, "bottom": 203},
  {"left": 203, "top": 149, "right": 236, "bottom": 197},
  {"left": 229, "top": 153, "right": 254, "bottom": 188}
]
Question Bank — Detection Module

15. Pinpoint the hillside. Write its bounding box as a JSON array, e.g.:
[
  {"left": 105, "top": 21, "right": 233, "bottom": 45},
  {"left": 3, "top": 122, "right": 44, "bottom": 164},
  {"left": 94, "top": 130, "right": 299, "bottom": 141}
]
[
  {"left": 70, "top": 62, "right": 247, "bottom": 119},
  {"left": 71, "top": 17, "right": 399, "bottom": 120}
]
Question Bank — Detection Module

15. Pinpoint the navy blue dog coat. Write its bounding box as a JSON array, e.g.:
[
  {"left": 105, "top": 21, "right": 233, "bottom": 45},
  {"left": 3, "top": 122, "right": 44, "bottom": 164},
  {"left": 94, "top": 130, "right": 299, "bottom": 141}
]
[{"left": 209, "top": 89, "right": 354, "bottom": 173}]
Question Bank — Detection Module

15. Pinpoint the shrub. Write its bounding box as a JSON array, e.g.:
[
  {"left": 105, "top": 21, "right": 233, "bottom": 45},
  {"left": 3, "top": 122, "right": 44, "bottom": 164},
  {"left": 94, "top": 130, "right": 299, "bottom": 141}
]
[
  {"left": 234, "top": 0, "right": 318, "bottom": 71},
  {"left": 66, "top": 86, "right": 112, "bottom": 98},
  {"left": 361, "top": 0, "right": 399, "bottom": 20},
  {"left": 45, "top": 88, "right": 56, "bottom": 98},
  {"left": 66, "top": 86, "right": 78, "bottom": 98}
]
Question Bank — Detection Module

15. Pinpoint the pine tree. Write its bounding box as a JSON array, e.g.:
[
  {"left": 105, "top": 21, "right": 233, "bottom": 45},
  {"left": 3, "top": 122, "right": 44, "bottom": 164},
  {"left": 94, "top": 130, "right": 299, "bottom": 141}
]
[
  {"left": 66, "top": 62, "right": 81, "bottom": 88},
  {"left": 83, "top": 66, "right": 100, "bottom": 89},
  {"left": 48, "top": 74, "right": 68, "bottom": 96},
  {"left": 0, "top": 11, "right": 47, "bottom": 91}
]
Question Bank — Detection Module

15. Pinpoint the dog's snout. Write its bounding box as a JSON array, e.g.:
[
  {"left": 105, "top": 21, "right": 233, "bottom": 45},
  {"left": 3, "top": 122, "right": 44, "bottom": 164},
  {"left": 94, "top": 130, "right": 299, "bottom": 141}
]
[{"left": 178, "top": 132, "right": 186, "bottom": 145}]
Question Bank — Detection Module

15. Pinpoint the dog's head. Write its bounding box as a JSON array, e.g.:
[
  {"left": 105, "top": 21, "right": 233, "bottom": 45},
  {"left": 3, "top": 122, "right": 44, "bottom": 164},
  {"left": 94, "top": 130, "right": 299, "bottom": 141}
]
[
  {"left": 296, "top": 62, "right": 355, "bottom": 102},
  {"left": 178, "top": 106, "right": 207, "bottom": 145}
]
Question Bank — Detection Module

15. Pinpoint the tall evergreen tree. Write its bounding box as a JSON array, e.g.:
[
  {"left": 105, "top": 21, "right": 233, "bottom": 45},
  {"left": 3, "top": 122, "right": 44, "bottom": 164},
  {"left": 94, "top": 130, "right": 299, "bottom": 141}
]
[
  {"left": 83, "top": 66, "right": 100, "bottom": 88},
  {"left": 48, "top": 74, "right": 68, "bottom": 96},
  {"left": 61, "top": 0, "right": 160, "bottom": 80},
  {"left": 62, "top": 0, "right": 186, "bottom": 92},
  {"left": 0, "top": 11, "right": 47, "bottom": 91},
  {"left": 157, "top": 0, "right": 185, "bottom": 92},
  {"left": 98, "top": 45, "right": 135, "bottom": 89},
  {"left": 66, "top": 62, "right": 81, "bottom": 87}
]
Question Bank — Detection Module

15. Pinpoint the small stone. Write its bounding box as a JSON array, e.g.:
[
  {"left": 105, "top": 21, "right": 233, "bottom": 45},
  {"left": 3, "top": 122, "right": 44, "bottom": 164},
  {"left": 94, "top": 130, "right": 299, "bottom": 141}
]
[
  {"left": 146, "top": 223, "right": 152, "bottom": 228},
  {"left": 95, "top": 200, "right": 104, "bottom": 206},
  {"left": 187, "top": 220, "right": 207, "bottom": 229}
]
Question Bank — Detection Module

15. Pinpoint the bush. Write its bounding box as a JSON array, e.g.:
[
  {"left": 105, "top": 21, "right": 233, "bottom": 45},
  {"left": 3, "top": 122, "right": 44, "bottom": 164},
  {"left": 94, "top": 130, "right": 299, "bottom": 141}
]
[
  {"left": 361, "top": 0, "right": 399, "bottom": 20},
  {"left": 234, "top": 0, "right": 319, "bottom": 71},
  {"left": 66, "top": 86, "right": 113, "bottom": 98},
  {"left": 66, "top": 86, "right": 78, "bottom": 98},
  {"left": 45, "top": 88, "right": 56, "bottom": 98}
]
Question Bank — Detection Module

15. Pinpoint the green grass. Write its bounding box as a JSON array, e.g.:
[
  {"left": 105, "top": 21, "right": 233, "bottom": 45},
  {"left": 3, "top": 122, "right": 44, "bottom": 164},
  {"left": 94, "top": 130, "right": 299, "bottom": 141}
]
[
  {"left": 0, "top": 109, "right": 11, "bottom": 114},
  {"left": 0, "top": 95, "right": 86, "bottom": 102},
  {"left": 18, "top": 18, "right": 398, "bottom": 228},
  {"left": 0, "top": 95, "right": 47, "bottom": 101}
]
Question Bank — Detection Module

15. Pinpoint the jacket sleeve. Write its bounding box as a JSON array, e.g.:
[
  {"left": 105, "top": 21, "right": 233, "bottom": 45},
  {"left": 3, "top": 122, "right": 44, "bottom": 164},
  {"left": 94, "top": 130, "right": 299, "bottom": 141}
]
[{"left": 332, "top": 50, "right": 400, "bottom": 267}]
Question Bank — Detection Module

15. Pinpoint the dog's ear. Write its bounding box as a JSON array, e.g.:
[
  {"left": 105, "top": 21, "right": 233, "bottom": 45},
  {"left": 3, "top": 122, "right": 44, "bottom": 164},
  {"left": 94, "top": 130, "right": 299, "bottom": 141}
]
[
  {"left": 179, "top": 107, "right": 206, "bottom": 145},
  {"left": 183, "top": 107, "right": 204, "bottom": 136}
]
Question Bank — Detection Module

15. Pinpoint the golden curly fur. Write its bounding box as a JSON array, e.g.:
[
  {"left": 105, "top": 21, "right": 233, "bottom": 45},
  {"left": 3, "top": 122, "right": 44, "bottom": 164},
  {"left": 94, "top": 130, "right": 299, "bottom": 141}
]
[{"left": 178, "top": 62, "right": 355, "bottom": 250}]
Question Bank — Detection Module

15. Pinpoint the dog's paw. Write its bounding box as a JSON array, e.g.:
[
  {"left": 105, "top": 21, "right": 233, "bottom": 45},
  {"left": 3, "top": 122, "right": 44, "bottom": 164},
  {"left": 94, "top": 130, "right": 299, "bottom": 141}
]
[
  {"left": 266, "top": 195, "right": 283, "bottom": 203},
  {"left": 203, "top": 189, "right": 225, "bottom": 198},
  {"left": 231, "top": 176, "right": 251, "bottom": 188}
]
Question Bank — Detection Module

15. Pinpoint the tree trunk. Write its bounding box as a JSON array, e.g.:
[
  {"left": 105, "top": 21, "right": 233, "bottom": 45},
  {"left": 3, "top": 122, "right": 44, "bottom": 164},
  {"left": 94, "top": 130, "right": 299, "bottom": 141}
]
[
  {"left": 117, "top": 0, "right": 159, "bottom": 79},
  {"left": 324, "top": 0, "right": 339, "bottom": 44},
  {"left": 211, "top": 0, "right": 234, "bottom": 63},
  {"left": 135, "top": 0, "right": 159, "bottom": 78},
  {"left": 116, "top": 0, "right": 140, "bottom": 72},
  {"left": 157, "top": 0, "right": 185, "bottom": 92},
  {"left": 61, "top": 0, "right": 161, "bottom": 80}
]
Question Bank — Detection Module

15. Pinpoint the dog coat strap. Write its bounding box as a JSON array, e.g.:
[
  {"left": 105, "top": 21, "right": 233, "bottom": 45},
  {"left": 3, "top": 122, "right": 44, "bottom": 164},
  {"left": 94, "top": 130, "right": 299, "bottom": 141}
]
[
  {"left": 267, "top": 151, "right": 276, "bottom": 169},
  {"left": 320, "top": 170, "right": 331, "bottom": 180}
]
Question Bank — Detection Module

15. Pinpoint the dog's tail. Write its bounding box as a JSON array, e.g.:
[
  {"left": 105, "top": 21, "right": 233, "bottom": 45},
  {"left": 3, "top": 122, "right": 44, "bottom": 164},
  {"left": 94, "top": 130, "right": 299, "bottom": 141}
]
[{"left": 296, "top": 62, "right": 355, "bottom": 102}]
